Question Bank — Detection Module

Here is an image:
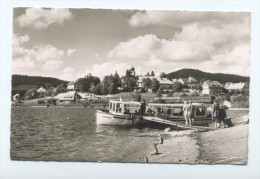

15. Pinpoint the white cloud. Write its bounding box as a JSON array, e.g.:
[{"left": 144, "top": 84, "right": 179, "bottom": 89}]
[
  {"left": 16, "top": 8, "right": 73, "bottom": 29},
  {"left": 67, "top": 48, "right": 76, "bottom": 56},
  {"left": 60, "top": 67, "right": 75, "bottom": 81},
  {"left": 129, "top": 10, "right": 249, "bottom": 28},
  {"left": 109, "top": 18, "right": 250, "bottom": 76},
  {"left": 41, "top": 60, "right": 64, "bottom": 71},
  {"left": 85, "top": 61, "right": 131, "bottom": 79},
  {"left": 108, "top": 34, "right": 162, "bottom": 59},
  {"left": 12, "top": 34, "right": 66, "bottom": 73}
]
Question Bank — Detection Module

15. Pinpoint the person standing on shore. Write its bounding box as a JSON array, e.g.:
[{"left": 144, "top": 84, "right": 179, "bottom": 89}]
[
  {"left": 218, "top": 105, "right": 227, "bottom": 128},
  {"left": 187, "top": 100, "right": 193, "bottom": 126},
  {"left": 183, "top": 101, "right": 188, "bottom": 125},
  {"left": 212, "top": 100, "right": 220, "bottom": 128}
]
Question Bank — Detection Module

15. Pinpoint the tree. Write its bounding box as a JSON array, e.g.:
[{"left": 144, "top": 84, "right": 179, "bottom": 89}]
[
  {"left": 56, "top": 83, "right": 66, "bottom": 93},
  {"left": 113, "top": 71, "right": 121, "bottom": 94},
  {"left": 89, "top": 83, "right": 96, "bottom": 93},
  {"left": 24, "top": 88, "right": 38, "bottom": 100},
  {"left": 151, "top": 71, "right": 155, "bottom": 76},
  {"left": 81, "top": 75, "right": 101, "bottom": 92},
  {"left": 46, "top": 87, "right": 56, "bottom": 97},
  {"left": 160, "top": 72, "right": 167, "bottom": 78},
  {"left": 94, "top": 84, "right": 103, "bottom": 95},
  {"left": 171, "top": 83, "right": 183, "bottom": 93},
  {"left": 142, "top": 78, "right": 152, "bottom": 91},
  {"left": 151, "top": 79, "right": 160, "bottom": 93},
  {"left": 122, "top": 67, "right": 137, "bottom": 92},
  {"left": 195, "top": 84, "right": 203, "bottom": 91},
  {"left": 156, "top": 87, "right": 162, "bottom": 97},
  {"left": 145, "top": 72, "right": 150, "bottom": 76},
  {"left": 43, "top": 82, "right": 52, "bottom": 90},
  {"left": 241, "top": 81, "right": 249, "bottom": 96},
  {"left": 102, "top": 76, "right": 113, "bottom": 95}
]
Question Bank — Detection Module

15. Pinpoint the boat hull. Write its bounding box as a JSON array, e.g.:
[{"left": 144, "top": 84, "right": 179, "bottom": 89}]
[{"left": 96, "top": 110, "right": 137, "bottom": 125}]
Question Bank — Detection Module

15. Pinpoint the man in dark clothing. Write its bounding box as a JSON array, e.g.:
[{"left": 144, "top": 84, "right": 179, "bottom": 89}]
[{"left": 218, "top": 105, "right": 227, "bottom": 128}]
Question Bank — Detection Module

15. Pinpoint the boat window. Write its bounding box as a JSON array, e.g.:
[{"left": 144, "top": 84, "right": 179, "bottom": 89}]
[
  {"left": 173, "top": 107, "right": 183, "bottom": 116},
  {"left": 123, "top": 104, "right": 130, "bottom": 114},
  {"left": 109, "top": 102, "right": 112, "bottom": 110},
  {"left": 196, "top": 107, "right": 206, "bottom": 116},
  {"left": 167, "top": 108, "right": 171, "bottom": 115},
  {"left": 112, "top": 103, "right": 115, "bottom": 112},
  {"left": 116, "top": 103, "right": 121, "bottom": 113}
]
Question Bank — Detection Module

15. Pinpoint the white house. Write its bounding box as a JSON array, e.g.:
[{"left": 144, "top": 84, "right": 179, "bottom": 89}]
[
  {"left": 224, "top": 82, "right": 245, "bottom": 92},
  {"left": 54, "top": 91, "right": 82, "bottom": 104},
  {"left": 202, "top": 80, "right": 223, "bottom": 95},
  {"left": 36, "top": 86, "right": 47, "bottom": 93},
  {"left": 136, "top": 76, "right": 174, "bottom": 91},
  {"left": 67, "top": 79, "right": 84, "bottom": 91},
  {"left": 173, "top": 77, "right": 198, "bottom": 89}
]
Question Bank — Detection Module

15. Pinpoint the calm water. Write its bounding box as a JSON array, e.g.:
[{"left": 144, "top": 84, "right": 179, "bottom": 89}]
[
  {"left": 11, "top": 107, "right": 160, "bottom": 162},
  {"left": 11, "top": 107, "right": 248, "bottom": 162}
]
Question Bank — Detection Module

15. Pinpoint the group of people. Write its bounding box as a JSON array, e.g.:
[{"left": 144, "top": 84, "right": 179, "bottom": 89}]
[
  {"left": 182, "top": 100, "right": 194, "bottom": 126},
  {"left": 183, "top": 99, "right": 228, "bottom": 128},
  {"left": 212, "top": 100, "right": 227, "bottom": 128}
]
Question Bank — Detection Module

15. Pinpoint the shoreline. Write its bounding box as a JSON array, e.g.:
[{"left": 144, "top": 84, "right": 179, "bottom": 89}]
[{"left": 122, "top": 116, "right": 249, "bottom": 164}]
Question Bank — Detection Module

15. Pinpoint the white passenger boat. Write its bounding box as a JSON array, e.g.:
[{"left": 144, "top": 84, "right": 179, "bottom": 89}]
[
  {"left": 143, "top": 103, "right": 213, "bottom": 125},
  {"left": 96, "top": 100, "right": 141, "bottom": 125},
  {"left": 96, "top": 100, "right": 213, "bottom": 126}
]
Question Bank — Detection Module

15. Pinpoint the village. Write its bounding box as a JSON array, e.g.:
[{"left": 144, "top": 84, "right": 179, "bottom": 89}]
[{"left": 12, "top": 67, "right": 249, "bottom": 108}]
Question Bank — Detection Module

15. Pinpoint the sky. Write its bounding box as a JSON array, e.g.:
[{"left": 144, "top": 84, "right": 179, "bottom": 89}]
[{"left": 12, "top": 8, "right": 250, "bottom": 81}]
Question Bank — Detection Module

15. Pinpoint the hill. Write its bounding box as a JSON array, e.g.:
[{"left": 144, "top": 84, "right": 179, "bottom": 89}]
[
  {"left": 12, "top": 75, "right": 68, "bottom": 95},
  {"left": 166, "top": 69, "right": 250, "bottom": 84}
]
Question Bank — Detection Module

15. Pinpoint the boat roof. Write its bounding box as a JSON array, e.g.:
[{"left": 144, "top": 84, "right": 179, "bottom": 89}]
[
  {"left": 109, "top": 100, "right": 141, "bottom": 105},
  {"left": 147, "top": 103, "right": 204, "bottom": 107}
]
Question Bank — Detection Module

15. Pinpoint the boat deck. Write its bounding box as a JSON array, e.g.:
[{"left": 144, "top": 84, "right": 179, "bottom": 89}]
[{"left": 141, "top": 116, "right": 217, "bottom": 131}]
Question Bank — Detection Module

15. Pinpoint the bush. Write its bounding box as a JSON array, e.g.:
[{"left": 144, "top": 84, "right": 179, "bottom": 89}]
[
  {"left": 191, "top": 92, "right": 200, "bottom": 96},
  {"left": 47, "top": 98, "right": 57, "bottom": 105},
  {"left": 232, "top": 95, "right": 248, "bottom": 103},
  {"left": 83, "top": 101, "right": 90, "bottom": 107},
  {"left": 37, "top": 99, "right": 45, "bottom": 104},
  {"left": 180, "top": 93, "right": 187, "bottom": 97},
  {"left": 155, "top": 98, "right": 166, "bottom": 103}
]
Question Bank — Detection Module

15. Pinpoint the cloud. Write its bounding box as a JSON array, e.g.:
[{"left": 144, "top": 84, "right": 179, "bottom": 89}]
[
  {"left": 60, "top": 67, "right": 75, "bottom": 81},
  {"left": 12, "top": 34, "right": 66, "bottom": 73},
  {"left": 108, "top": 34, "right": 162, "bottom": 59},
  {"left": 41, "top": 60, "right": 64, "bottom": 71},
  {"left": 109, "top": 14, "right": 250, "bottom": 76},
  {"left": 67, "top": 48, "right": 76, "bottom": 56},
  {"left": 129, "top": 10, "right": 249, "bottom": 28},
  {"left": 85, "top": 61, "right": 131, "bottom": 79},
  {"left": 108, "top": 27, "right": 220, "bottom": 63},
  {"left": 16, "top": 8, "right": 73, "bottom": 29}
]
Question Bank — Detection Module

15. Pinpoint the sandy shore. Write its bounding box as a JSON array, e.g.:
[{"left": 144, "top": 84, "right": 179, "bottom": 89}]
[{"left": 123, "top": 116, "right": 248, "bottom": 164}]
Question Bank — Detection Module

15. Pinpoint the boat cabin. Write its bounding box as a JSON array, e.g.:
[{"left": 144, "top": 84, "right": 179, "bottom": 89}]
[
  {"left": 108, "top": 100, "right": 141, "bottom": 115},
  {"left": 146, "top": 103, "right": 210, "bottom": 119}
]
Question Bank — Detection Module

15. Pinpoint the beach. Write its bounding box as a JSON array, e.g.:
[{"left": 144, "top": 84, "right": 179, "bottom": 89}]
[{"left": 123, "top": 116, "right": 248, "bottom": 164}]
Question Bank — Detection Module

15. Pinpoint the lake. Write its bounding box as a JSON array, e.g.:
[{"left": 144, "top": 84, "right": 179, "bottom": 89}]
[
  {"left": 10, "top": 106, "right": 249, "bottom": 162},
  {"left": 11, "top": 107, "right": 160, "bottom": 162}
]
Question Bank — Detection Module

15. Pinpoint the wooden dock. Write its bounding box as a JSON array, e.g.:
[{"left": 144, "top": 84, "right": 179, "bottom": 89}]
[{"left": 141, "top": 116, "right": 217, "bottom": 131}]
